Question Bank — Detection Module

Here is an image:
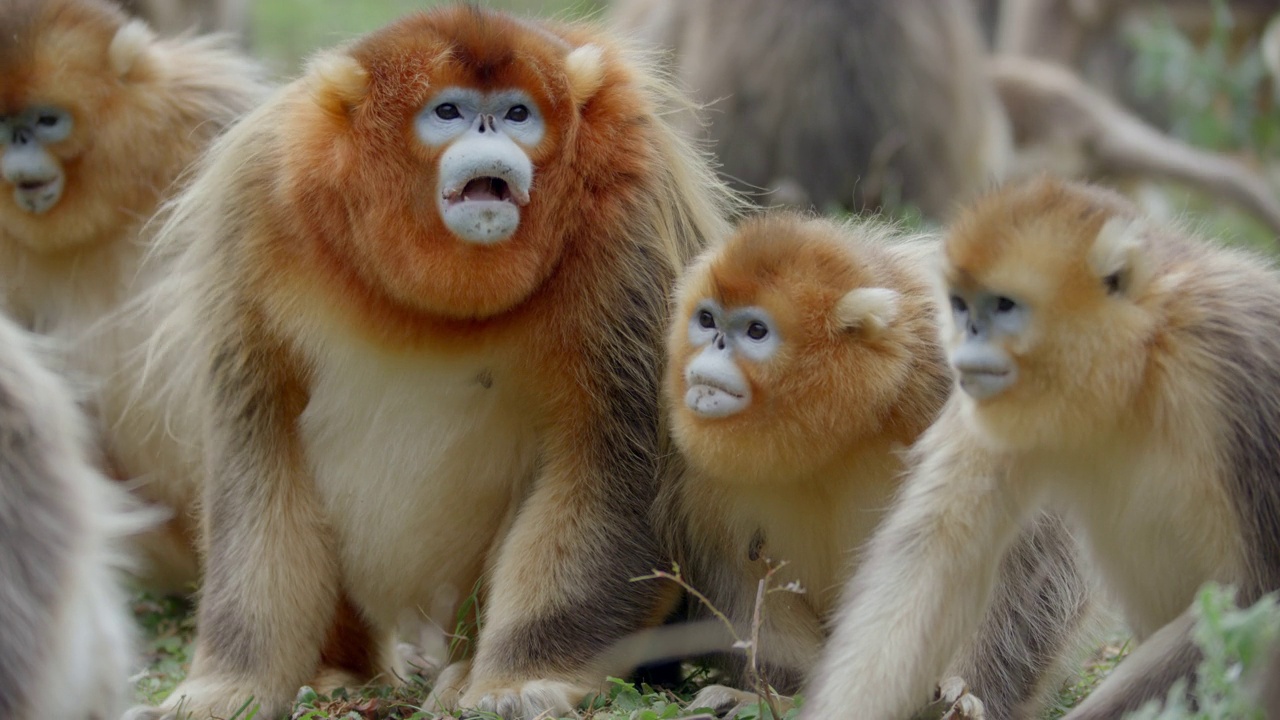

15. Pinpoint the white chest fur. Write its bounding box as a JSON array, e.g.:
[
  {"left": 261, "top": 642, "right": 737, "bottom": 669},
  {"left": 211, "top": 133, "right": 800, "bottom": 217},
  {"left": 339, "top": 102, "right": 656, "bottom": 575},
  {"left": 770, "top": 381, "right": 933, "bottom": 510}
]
[{"left": 298, "top": 335, "right": 539, "bottom": 630}]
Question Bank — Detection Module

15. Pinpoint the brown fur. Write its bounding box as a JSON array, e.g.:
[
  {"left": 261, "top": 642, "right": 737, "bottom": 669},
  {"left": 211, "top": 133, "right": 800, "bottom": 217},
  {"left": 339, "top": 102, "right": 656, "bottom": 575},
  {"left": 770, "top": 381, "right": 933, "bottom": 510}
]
[
  {"left": 802, "top": 177, "right": 1280, "bottom": 719},
  {"left": 611, "top": 0, "right": 1007, "bottom": 218},
  {"left": 662, "top": 213, "right": 1093, "bottom": 718},
  {"left": 127, "top": 6, "right": 736, "bottom": 720},
  {"left": 0, "top": 0, "right": 268, "bottom": 591}
]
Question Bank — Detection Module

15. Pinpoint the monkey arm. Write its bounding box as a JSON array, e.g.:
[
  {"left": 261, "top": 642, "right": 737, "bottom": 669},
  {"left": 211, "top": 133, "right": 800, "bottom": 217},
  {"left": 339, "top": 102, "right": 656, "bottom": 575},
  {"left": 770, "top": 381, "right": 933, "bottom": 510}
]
[
  {"left": 1063, "top": 611, "right": 1199, "bottom": 720},
  {"left": 159, "top": 321, "right": 341, "bottom": 720},
  {"left": 799, "top": 411, "right": 1035, "bottom": 720},
  {"left": 462, "top": 285, "right": 676, "bottom": 714}
]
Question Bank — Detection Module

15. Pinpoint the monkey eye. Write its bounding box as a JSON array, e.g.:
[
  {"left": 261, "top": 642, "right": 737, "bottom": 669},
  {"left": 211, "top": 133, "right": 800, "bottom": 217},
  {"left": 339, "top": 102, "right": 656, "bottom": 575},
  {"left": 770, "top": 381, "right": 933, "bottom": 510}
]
[
  {"left": 746, "top": 321, "right": 769, "bottom": 340},
  {"left": 995, "top": 296, "right": 1017, "bottom": 313},
  {"left": 434, "top": 103, "right": 461, "bottom": 120},
  {"left": 697, "top": 310, "right": 716, "bottom": 329},
  {"left": 950, "top": 296, "right": 968, "bottom": 314},
  {"left": 1104, "top": 272, "right": 1122, "bottom": 295},
  {"left": 505, "top": 105, "right": 530, "bottom": 122},
  {"left": 36, "top": 114, "right": 60, "bottom": 127}
]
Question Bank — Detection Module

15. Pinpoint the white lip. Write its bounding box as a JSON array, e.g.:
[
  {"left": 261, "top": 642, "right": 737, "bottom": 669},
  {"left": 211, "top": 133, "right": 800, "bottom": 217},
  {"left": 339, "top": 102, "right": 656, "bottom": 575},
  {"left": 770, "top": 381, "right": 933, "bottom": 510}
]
[
  {"left": 12, "top": 175, "right": 63, "bottom": 214},
  {"left": 685, "top": 378, "right": 750, "bottom": 418},
  {"left": 441, "top": 173, "right": 531, "bottom": 207},
  {"left": 958, "top": 370, "right": 1014, "bottom": 401}
]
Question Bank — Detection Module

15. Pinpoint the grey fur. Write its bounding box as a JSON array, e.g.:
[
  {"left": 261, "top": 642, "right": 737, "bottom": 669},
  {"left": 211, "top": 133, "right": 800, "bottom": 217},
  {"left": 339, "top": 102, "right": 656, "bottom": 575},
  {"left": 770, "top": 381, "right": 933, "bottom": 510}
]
[
  {"left": 0, "top": 330, "right": 76, "bottom": 719},
  {"left": 612, "top": 0, "right": 1004, "bottom": 218},
  {"left": 0, "top": 317, "right": 138, "bottom": 720}
]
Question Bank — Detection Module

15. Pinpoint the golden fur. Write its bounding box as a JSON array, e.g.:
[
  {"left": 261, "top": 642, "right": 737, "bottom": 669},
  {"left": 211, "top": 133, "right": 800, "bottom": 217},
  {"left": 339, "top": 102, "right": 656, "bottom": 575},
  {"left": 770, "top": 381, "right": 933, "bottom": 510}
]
[
  {"left": 0, "top": 0, "right": 269, "bottom": 591},
  {"left": 662, "top": 213, "right": 1092, "bottom": 718},
  {"left": 128, "top": 6, "right": 737, "bottom": 720},
  {"left": 802, "top": 177, "right": 1280, "bottom": 719}
]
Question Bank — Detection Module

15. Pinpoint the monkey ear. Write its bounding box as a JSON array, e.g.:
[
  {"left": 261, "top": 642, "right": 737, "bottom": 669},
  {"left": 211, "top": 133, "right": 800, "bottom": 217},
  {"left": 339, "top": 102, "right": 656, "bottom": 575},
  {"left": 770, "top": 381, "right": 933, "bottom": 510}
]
[
  {"left": 834, "top": 287, "right": 900, "bottom": 335},
  {"left": 566, "top": 44, "right": 606, "bottom": 108},
  {"left": 109, "top": 20, "right": 156, "bottom": 78},
  {"left": 306, "top": 52, "right": 370, "bottom": 118},
  {"left": 1089, "top": 216, "right": 1149, "bottom": 297}
]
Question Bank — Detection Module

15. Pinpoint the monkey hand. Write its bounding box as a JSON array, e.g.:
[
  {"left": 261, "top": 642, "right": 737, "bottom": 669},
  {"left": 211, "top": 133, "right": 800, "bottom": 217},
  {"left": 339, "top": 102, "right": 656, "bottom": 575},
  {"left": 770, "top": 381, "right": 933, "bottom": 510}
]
[
  {"left": 908, "top": 677, "right": 987, "bottom": 720},
  {"left": 688, "top": 684, "right": 794, "bottom": 719},
  {"left": 121, "top": 674, "right": 289, "bottom": 720},
  {"left": 458, "top": 677, "right": 589, "bottom": 720}
]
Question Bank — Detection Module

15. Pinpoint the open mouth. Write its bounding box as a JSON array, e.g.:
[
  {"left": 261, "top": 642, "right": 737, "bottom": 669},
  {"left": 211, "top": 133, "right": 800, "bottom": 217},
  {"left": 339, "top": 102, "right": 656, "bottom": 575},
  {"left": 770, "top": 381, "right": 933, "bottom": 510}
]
[
  {"left": 17, "top": 179, "right": 52, "bottom": 192},
  {"left": 443, "top": 176, "right": 530, "bottom": 207},
  {"left": 687, "top": 379, "right": 743, "bottom": 400}
]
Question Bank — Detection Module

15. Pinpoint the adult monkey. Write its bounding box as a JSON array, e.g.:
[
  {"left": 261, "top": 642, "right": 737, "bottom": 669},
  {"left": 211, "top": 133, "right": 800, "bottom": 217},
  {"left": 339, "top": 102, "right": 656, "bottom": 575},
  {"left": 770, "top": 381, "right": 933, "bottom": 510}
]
[
  {"left": 612, "top": 0, "right": 1006, "bottom": 218},
  {"left": 0, "top": 0, "right": 269, "bottom": 592},
  {"left": 125, "top": 6, "right": 737, "bottom": 720},
  {"left": 614, "top": 0, "right": 1280, "bottom": 236}
]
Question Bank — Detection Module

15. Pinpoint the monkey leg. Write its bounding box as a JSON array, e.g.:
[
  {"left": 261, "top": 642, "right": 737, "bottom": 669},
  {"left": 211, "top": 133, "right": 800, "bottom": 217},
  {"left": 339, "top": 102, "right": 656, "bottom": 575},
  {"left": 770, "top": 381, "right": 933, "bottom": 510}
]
[
  {"left": 1062, "top": 611, "right": 1199, "bottom": 720},
  {"left": 459, "top": 426, "right": 673, "bottom": 718},
  {"left": 948, "top": 513, "right": 1096, "bottom": 719},
  {"left": 128, "top": 342, "right": 344, "bottom": 720}
]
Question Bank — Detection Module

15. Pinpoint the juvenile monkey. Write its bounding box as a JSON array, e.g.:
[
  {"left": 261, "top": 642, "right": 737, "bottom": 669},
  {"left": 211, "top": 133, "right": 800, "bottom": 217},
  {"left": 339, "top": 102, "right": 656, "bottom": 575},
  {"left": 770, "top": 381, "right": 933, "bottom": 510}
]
[
  {"left": 0, "top": 0, "right": 269, "bottom": 591},
  {"left": 662, "top": 213, "right": 1093, "bottom": 719},
  {"left": 802, "top": 177, "right": 1280, "bottom": 719},
  {"left": 127, "top": 6, "right": 735, "bottom": 720},
  {"left": 0, "top": 314, "right": 143, "bottom": 720}
]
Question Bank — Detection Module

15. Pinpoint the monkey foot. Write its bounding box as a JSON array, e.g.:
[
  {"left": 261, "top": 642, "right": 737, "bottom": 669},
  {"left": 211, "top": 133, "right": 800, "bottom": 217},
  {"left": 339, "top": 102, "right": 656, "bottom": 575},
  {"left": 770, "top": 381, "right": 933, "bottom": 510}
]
[
  {"left": 458, "top": 677, "right": 586, "bottom": 720},
  {"left": 909, "top": 677, "right": 986, "bottom": 720},
  {"left": 689, "top": 684, "right": 794, "bottom": 719},
  {"left": 936, "top": 676, "right": 986, "bottom": 720}
]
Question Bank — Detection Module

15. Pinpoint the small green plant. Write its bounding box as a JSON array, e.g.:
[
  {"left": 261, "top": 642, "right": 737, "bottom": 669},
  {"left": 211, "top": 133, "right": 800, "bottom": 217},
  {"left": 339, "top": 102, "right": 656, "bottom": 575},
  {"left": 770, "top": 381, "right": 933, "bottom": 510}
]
[{"left": 1125, "top": 583, "right": 1280, "bottom": 719}]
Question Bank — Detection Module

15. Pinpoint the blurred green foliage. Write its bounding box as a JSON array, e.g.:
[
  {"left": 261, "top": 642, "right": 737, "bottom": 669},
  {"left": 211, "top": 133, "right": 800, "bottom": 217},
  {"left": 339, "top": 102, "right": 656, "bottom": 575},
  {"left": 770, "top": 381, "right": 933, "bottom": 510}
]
[
  {"left": 250, "top": 0, "right": 602, "bottom": 76},
  {"left": 1129, "top": 0, "right": 1279, "bottom": 155}
]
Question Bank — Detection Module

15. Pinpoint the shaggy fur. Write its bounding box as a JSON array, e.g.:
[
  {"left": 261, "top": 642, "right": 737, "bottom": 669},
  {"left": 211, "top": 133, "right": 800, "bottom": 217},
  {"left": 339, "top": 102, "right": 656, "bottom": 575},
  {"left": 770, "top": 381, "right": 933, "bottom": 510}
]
[
  {"left": 0, "top": 0, "right": 269, "bottom": 591},
  {"left": 125, "top": 7, "right": 738, "bottom": 720},
  {"left": 803, "top": 177, "right": 1280, "bottom": 719},
  {"left": 661, "top": 213, "right": 1094, "bottom": 718}
]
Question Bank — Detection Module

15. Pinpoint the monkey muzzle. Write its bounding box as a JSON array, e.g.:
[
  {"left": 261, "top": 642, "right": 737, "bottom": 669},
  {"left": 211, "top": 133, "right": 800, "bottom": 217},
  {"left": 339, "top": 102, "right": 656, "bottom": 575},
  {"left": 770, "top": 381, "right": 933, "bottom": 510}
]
[
  {"left": 2, "top": 141, "right": 65, "bottom": 215},
  {"left": 684, "top": 346, "right": 752, "bottom": 419},
  {"left": 437, "top": 115, "right": 534, "bottom": 245},
  {"left": 951, "top": 343, "right": 1016, "bottom": 401}
]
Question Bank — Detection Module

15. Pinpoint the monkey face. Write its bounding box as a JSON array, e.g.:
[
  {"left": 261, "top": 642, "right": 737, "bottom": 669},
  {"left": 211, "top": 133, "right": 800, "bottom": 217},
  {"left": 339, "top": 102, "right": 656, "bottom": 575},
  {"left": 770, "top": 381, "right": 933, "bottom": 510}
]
[
  {"left": 0, "top": 106, "right": 72, "bottom": 216},
  {"left": 668, "top": 215, "right": 930, "bottom": 484},
  {"left": 420, "top": 88, "right": 539, "bottom": 245},
  {"left": 942, "top": 179, "right": 1159, "bottom": 446},
  {"left": 0, "top": 3, "right": 185, "bottom": 252},
  {"left": 681, "top": 299, "right": 780, "bottom": 419},
  {"left": 279, "top": 8, "right": 628, "bottom": 322}
]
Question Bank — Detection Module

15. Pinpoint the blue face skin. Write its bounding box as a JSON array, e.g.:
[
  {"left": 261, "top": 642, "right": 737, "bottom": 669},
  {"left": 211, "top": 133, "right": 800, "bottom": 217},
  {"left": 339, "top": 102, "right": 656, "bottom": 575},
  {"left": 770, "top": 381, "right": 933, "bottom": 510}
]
[
  {"left": 0, "top": 106, "right": 73, "bottom": 214},
  {"left": 416, "top": 88, "right": 545, "bottom": 148},
  {"left": 947, "top": 290, "right": 1026, "bottom": 401},
  {"left": 682, "top": 299, "right": 781, "bottom": 418}
]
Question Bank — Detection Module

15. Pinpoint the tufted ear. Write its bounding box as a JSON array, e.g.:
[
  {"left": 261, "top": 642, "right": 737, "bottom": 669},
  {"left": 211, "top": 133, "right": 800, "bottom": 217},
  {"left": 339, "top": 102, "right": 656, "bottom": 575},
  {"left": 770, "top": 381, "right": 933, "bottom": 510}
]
[
  {"left": 1089, "top": 216, "right": 1150, "bottom": 297},
  {"left": 834, "top": 287, "right": 900, "bottom": 335},
  {"left": 306, "top": 51, "right": 369, "bottom": 118},
  {"left": 109, "top": 20, "right": 155, "bottom": 78},
  {"left": 565, "top": 44, "right": 605, "bottom": 108}
]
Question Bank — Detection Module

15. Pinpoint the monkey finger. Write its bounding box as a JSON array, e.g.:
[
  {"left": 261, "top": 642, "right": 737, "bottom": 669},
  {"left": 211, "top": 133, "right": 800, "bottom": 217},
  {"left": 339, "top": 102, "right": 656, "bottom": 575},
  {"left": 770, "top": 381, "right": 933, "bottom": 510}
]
[
  {"left": 460, "top": 678, "right": 584, "bottom": 720},
  {"left": 689, "top": 684, "right": 793, "bottom": 719},
  {"left": 937, "top": 677, "right": 986, "bottom": 720}
]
